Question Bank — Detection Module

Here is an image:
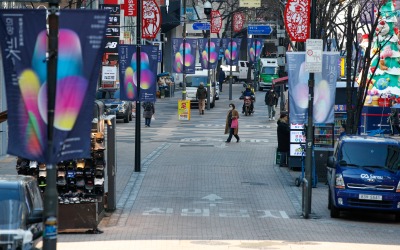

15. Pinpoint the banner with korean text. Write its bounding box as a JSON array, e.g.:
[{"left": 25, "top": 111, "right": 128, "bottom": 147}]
[
  {"left": 0, "top": 10, "right": 109, "bottom": 163},
  {"left": 221, "top": 38, "right": 242, "bottom": 65},
  {"left": 118, "top": 45, "right": 158, "bottom": 102},
  {"left": 198, "top": 38, "right": 221, "bottom": 70},
  {"left": 171, "top": 38, "right": 197, "bottom": 74},
  {"left": 287, "top": 52, "right": 339, "bottom": 124},
  {"left": 247, "top": 38, "right": 264, "bottom": 63}
]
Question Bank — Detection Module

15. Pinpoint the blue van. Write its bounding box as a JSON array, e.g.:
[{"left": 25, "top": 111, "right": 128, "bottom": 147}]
[{"left": 327, "top": 135, "right": 400, "bottom": 220}]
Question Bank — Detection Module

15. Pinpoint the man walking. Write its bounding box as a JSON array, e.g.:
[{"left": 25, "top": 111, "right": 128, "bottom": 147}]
[
  {"left": 265, "top": 87, "right": 278, "bottom": 120},
  {"left": 196, "top": 82, "right": 207, "bottom": 115},
  {"left": 218, "top": 70, "right": 226, "bottom": 92}
]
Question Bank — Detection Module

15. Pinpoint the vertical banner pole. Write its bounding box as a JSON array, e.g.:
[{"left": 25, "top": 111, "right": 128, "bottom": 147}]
[
  {"left": 304, "top": 0, "right": 317, "bottom": 219},
  {"left": 43, "top": 1, "right": 59, "bottom": 249},
  {"left": 135, "top": 0, "right": 142, "bottom": 172}
]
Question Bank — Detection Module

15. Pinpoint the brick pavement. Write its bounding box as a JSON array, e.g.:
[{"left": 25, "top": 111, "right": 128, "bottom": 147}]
[{"left": 0, "top": 84, "right": 399, "bottom": 250}]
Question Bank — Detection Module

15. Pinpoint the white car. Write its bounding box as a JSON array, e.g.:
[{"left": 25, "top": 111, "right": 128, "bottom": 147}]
[{"left": 185, "top": 71, "right": 216, "bottom": 108}]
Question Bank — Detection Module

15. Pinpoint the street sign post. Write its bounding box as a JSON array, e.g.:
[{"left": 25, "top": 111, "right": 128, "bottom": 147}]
[
  {"left": 192, "top": 22, "right": 210, "bottom": 30},
  {"left": 247, "top": 25, "right": 272, "bottom": 35}
]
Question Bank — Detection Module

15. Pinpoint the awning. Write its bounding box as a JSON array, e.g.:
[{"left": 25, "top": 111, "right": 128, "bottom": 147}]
[{"left": 272, "top": 76, "right": 288, "bottom": 85}]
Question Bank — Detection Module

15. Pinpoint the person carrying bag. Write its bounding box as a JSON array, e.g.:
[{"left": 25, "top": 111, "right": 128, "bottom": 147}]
[{"left": 225, "top": 103, "right": 240, "bottom": 143}]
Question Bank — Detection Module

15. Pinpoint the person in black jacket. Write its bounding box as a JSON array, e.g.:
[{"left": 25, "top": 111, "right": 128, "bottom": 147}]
[{"left": 277, "top": 113, "right": 290, "bottom": 167}]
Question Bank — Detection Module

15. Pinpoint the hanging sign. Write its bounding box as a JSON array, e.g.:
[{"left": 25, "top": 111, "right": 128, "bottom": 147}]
[
  {"left": 284, "top": 0, "right": 310, "bottom": 42},
  {"left": 142, "top": 0, "right": 161, "bottom": 39},
  {"left": 233, "top": 12, "right": 245, "bottom": 33},
  {"left": 211, "top": 10, "right": 222, "bottom": 34}
]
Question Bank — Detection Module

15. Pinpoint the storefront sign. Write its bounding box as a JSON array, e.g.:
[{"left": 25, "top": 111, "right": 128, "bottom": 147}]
[
  {"left": 104, "top": 36, "right": 119, "bottom": 53},
  {"left": 99, "top": 4, "right": 121, "bottom": 15},
  {"left": 105, "top": 27, "right": 120, "bottom": 36},
  {"left": 102, "top": 66, "right": 118, "bottom": 81},
  {"left": 178, "top": 100, "right": 191, "bottom": 120},
  {"left": 122, "top": 0, "right": 137, "bottom": 17},
  {"left": 211, "top": 10, "right": 222, "bottom": 34}
]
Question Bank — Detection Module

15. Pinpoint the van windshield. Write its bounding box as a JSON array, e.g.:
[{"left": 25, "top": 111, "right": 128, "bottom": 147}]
[
  {"left": 186, "top": 76, "right": 207, "bottom": 87},
  {"left": 261, "top": 67, "right": 276, "bottom": 75},
  {"left": 340, "top": 142, "right": 400, "bottom": 171}
]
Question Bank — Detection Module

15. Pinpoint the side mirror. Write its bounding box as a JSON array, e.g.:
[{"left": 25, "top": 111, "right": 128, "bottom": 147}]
[
  {"left": 243, "top": 83, "right": 246, "bottom": 88},
  {"left": 327, "top": 156, "right": 334, "bottom": 168}
]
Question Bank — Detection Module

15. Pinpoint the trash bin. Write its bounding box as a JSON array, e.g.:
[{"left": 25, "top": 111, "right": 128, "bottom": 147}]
[{"left": 314, "top": 148, "right": 333, "bottom": 183}]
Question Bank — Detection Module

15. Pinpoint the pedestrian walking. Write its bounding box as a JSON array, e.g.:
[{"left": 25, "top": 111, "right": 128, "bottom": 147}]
[
  {"left": 225, "top": 103, "right": 240, "bottom": 143},
  {"left": 218, "top": 70, "right": 226, "bottom": 92},
  {"left": 389, "top": 99, "right": 400, "bottom": 135},
  {"left": 142, "top": 101, "right": 155, "bottom": 127},
  {"left": 265, "top": 87, "right": 278, "bottom": 121},
  {"left": 196, "top": 82, "right": 207, "bottom": 115},
  {"left": 277, "top": 113, "right": 290, "bottom": 167}
]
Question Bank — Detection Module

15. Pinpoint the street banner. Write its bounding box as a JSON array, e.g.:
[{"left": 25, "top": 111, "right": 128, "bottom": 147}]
[
  {"left": 198, "top": 38, "right": 221, "bottom": 70},
  {"left": 284, "top": 0, "right": 310, "bottom": 42},
  {"left": 233, "top": 12, "right": 245, "bottom": 33},
  {"left": 119, "top": 45, "right": 158, "bottom": 102},
  {"left": 171, "top": 38, "right": 197, "bottom": 74},
  {"left": 142, "top": 0, "right": 161, "bottom": 39},
  {"left": 287, "top": 52, "right": 339, "bottom": 124},
  {"left": 221, "top": 38, "right": 241, "bottom": 65},
  {"left": 0, "top": 9, "right": 109, "bottom": 163},
  {"left": 211, "top": 10, "right": 222, "bottom": 34},
  {"left": 247, "top": 38, "right": 264, "bottom": 63}
]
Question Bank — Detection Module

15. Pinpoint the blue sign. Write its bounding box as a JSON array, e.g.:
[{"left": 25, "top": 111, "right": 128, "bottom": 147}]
[
  {"left": 248, "top": 25, "right": 272, "bottom": 35},
  {"left": 192, "top": 22, "right": 210, "bottom": 30}
]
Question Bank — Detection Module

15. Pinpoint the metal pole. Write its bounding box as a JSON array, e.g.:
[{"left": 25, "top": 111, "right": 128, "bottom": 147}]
[
  {"left": 135, "top": 0, "right": 142, "bottom": 172},
  {"left": 182, "top": 0, "right": 187, "bottom": 100},
  {"left": 304, "top": 0, "right": 317, "bottom": 219},
  {"left": 206, "top": 15, "right": 211, "bottom": 110},
  {"left": 229, "top": 1, "right": 233, "bottom": 101},
  {"left": 43, "top": 1, "right": 59, "bottom": 249}
]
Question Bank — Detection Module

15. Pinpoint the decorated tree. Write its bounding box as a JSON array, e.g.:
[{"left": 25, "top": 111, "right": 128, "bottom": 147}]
[{"left": 365, "top": 0, "right": 400, "bottom": 105}]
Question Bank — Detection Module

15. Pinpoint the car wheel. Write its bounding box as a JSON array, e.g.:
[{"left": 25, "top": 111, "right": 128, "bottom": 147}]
[
  {"left": 328, "top": 188, "right": 332, "bottom": 209},
  {"left": 330, "top": 194, "right": 340, "bottom": 218},
  {"left": 395, "top": 213, "right": 400, "bottom": 222},
  {"left": 258, "top": 86, "right": 263, "bottom": 91},
  {"left": 124, "top": 112, "right": 129, "bottom": 123}
]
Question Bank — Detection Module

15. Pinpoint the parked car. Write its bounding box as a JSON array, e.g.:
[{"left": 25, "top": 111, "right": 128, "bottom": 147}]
[
  {"left": 0, "top": 175, "right": 43, "bottom": 249},
  {"left": 327, "top": 135, "right": 400, "bottom": 221},
  {"left": 96, "top": 88, "right": 132, "bottom": 123}
]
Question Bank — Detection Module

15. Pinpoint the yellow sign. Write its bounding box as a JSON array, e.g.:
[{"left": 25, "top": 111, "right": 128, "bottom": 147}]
[
  {"left": 178, "top": 100, "right": 191, "bottom": 120},
  {"left": 239, "top": 0, "right": 261, "bottom": 8}
]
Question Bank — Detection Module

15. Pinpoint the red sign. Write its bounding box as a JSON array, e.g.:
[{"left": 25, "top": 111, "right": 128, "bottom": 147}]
[
  {"left": 211, "top": 10, "right": 222, "bottom": 34},
  {"left": 142, "top": 0, "right": 161, "bottom": 39},
  {"left": 284, "top": 0, "right": 310, "bottom": 42},
  {"left": 122, "top": 0, "right": 137, "bottom": 17},
  {"left": 233, "top": 12, "right": 245, "bottom": 33}
]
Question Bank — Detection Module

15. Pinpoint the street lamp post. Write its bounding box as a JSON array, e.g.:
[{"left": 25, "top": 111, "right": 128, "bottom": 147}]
[{"left": 204, "top": 1, "right": 212, "bottom": 110}]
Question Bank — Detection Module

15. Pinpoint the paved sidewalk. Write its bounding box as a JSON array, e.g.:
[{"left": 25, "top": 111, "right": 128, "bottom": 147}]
[{"left": 0, "top": 84, "right": 399, "bottom": 250}]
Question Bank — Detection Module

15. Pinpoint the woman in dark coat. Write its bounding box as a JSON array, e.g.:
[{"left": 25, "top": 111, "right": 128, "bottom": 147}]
[
  {"left": 142, "top": 101, "right": 155, "bottom": 127},
  {"left": 277, "top": 113, "right": 290, "bottom": 167}
]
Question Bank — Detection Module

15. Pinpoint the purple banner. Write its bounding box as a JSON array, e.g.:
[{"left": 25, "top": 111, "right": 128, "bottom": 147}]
[
  {"left": 0, "top": 9, "right": 109, "bottom": 163},
  {"left": 198, "top": 38, "right": 221, "bottom": 70},
  {"left": 221, "top": 38, "right": 241, "bottom": 65},
  {"left": 171, "top": 38, "right": 197, "bottom": 74},
  {"left": 287, "top": 52, "right": 339, "bottom": 124},
  {"left": 247, "top": 38, "right": 264, "bottom": 63},
  {"left": 118, "top": 45, "right": 158, "bottom": 102}
]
